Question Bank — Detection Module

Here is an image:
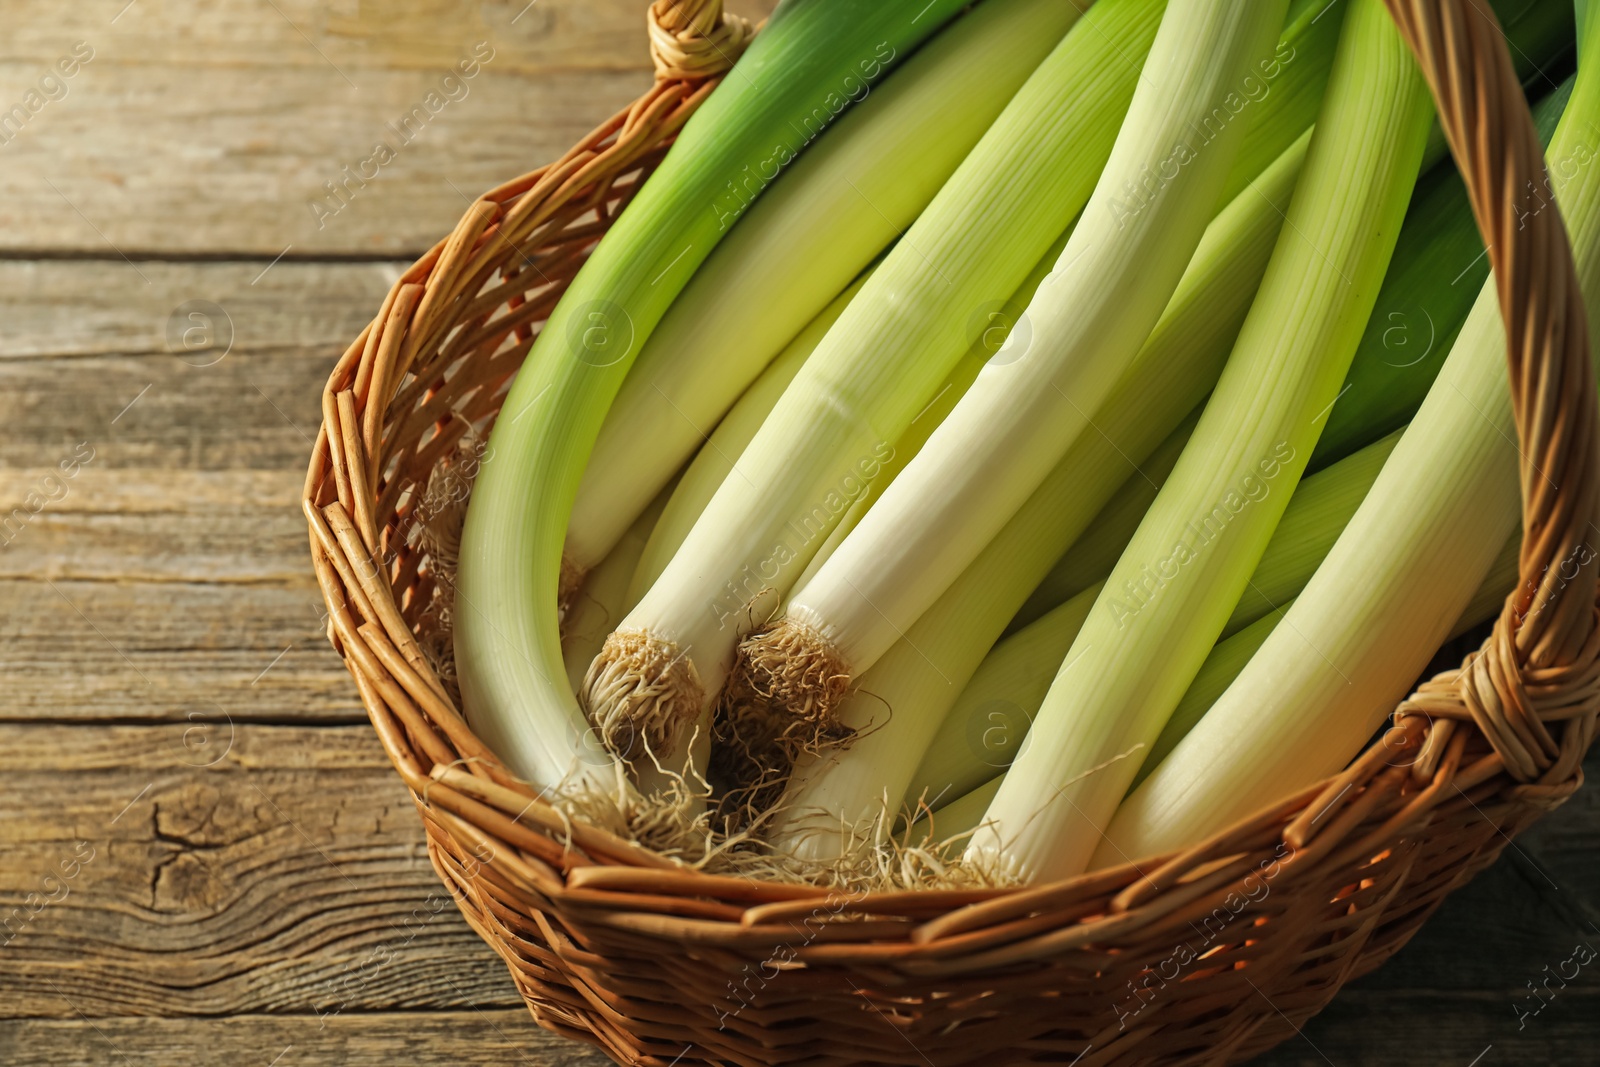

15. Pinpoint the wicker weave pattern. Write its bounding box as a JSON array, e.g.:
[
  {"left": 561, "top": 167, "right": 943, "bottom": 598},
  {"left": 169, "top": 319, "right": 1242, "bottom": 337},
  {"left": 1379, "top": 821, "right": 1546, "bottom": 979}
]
[{"left": 301, "top": 3, "right": 1598, "bottom": 1064}]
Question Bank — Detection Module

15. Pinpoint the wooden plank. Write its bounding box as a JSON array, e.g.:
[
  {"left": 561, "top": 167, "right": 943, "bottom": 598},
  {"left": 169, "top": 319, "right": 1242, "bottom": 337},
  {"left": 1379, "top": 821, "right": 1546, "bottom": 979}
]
[
  {"left": 0, "top": 579, "right": 357, "bottom": 722},
  {"left": 0, "top": 0, "right": 777, "bottom": 74},
  {"left": 1253, "top": 991, "right": 1600, "bottom": 1066},
  {"left": 0, "top": 259, "right": 388, "bottom": 475},
  {"left": 0, "top": 260, "right": 410, "bottom": 725},
  {"left": 4, "top": 722, "right": 390, "bottom": 773},
  {"left": 0, "top": 261, "right": 388, "bottom": 477},
  {"left": 0, "top": 346, "right": 334, "bottom": 472},
  {"left": 0, "top": 1012, "right": 613, "bottom": 1067},
  {"left": 0, "top": 723, "right": 517, "bottom": 1018},
  {"left": 0, "top": 1, "right": 778, "bottom": 256},
  {"left": 0, "top": 61, "right": 633, "bottom": 257},
  {"left": 0, "top": 259, "right": 401, "bottom": 360},
  {"left": 0, "top": 468, "right": 308, "bottom": 583},
  {"left": 3, "top": 996, "right": 1595, "bottom": 1067},
  {"left": 0, "top": 259, "right": 416, "bottom": 725}
]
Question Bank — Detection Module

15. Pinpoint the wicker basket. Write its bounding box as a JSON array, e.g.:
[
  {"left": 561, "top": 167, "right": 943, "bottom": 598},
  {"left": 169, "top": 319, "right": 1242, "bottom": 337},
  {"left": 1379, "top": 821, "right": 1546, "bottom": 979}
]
[{"left": 302, "top": 1, "right": 1600, "bottom": 1063}]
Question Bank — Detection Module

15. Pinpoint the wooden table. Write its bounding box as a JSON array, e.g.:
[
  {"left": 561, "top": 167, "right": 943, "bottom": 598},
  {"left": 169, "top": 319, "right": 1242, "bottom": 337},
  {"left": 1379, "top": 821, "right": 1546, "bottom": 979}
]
[{"left": 0, "top": 2, "right": 1594, "bottom": 1064}]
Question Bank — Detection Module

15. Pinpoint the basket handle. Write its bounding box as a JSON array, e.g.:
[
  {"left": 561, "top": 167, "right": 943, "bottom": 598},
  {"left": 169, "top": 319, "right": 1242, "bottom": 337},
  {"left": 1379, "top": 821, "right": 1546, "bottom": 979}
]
[
  {"left": 1385, "top": 0, "right": 1600, "bottom": 789},
  {"left": 648, "top": 0, "right": 756, "bottom": 81}
]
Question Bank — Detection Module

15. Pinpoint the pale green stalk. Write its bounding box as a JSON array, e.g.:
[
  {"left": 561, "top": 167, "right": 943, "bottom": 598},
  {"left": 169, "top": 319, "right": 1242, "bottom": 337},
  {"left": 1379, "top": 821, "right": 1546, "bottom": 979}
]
[
  {"left": 1099, "top": 12, "right": 1600, "bottom": 866},
  {"left": 1132, "top": 533, "right": 1521, "bottom": 789},
  {"left": 629, "top": 272, "right": 872, "bottom": 604},
  {"left": 563, "top": 0, "right": 1086, "bottom": 582},
  {"left": 456, "top": 0, "right": 972, "bottom": 788},
  {"left": 789, "top": 226, "right": 1077, "bottom": 596},
  {"left": 754, "top": 0, "right": 1291, "bottom": 733},
  {"left": 1223, "top": 428, "right": 1401, "bottom": 632},
  {"left": 586, "top": 0, "right": 1172, "bottom": 773},
  {"left": 1131, "top": 606, "right": 1285, "bottom": 791},
  {"left": 972, "top": 0, "right": 1434, "bottom": 882},
  {"left": 927, "top": 533, "right": 1522, "bottom": 841},
  {"left": 908, "top": 777, "right": 1001, "bottom": 843},
  {"left": 769, "top": 132, "right": 1309, "bottom": 862},
  {"left": 910, "top": 429, "right": 1401, "bottom": 809},
  {"left": 1011, "top": 418, "right": 1195, "bottom": 630}
]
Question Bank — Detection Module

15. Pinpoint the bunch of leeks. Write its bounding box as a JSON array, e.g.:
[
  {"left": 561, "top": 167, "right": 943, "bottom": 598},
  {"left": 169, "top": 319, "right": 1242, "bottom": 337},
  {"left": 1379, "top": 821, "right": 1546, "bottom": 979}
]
[{"left": 450, "top": 0, "right": 1585, "bottom": 892}]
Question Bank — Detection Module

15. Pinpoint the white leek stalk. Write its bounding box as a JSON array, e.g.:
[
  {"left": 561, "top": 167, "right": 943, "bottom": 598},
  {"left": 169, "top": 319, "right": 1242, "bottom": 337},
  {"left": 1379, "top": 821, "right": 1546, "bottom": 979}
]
[
  {"left": 629, "top": 273, "right": 872, "bottom": 603},
  {"left": 1099, "top": 10, "right": 1600, "bottom": 864},
  {"left": 971, "top": 0, "right": 1434, "bottom": 882},
  {"left": 562, "top": 0, "right": 1087, "bottom": 589},
  {"left": 562, "top": 482, "right": 675, "bottom": 698},
  {"left": 743, "top": 0, "right": 1292, "bottom": 736}
]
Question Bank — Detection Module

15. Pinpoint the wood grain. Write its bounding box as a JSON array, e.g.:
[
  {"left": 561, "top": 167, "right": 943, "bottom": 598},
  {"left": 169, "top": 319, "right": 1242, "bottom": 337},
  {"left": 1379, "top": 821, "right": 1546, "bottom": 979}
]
[
  {"left": 1253, "top": 992, "right": 1600, "bottom": 1066},
  {"left": 0, "top": 260, "right": 377, "bottom": 474},
  {"left": 0, "top": 723, "right": 515, "bottom": 1018},
  {"left": 0, "top": 264, "right": 399, "bottom": 725},
  {"left": 0, "top": 0, "right": 777, "bottom": 257},
  {"left": 0, "top": 1012, "right": 614, "bottom": 1067},
  {"left": 0, "top": 468, "right": 308, "bottom": 583},
  {"left": 0, "top": 260, "right": 401, "bottom": 361},
  {"left": 0, "top": 579, "right": 356, "bottom": 722},
  {"left": 0, "top": 0, "right": 778, "bottom": 74}
]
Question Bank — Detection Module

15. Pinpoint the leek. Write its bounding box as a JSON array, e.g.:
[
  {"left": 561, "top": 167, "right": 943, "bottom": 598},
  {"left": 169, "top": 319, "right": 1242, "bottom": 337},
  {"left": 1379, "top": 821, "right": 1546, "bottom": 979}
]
[
  {"left": 456, "top": 0, "right": 972, "bottom": 788},
  {"left": 1132, "top": 534, "right": 1518, "bottom": 789},
  {"left": 585, "top": 0, "right": 1172, "bottom": 772},
  {"left": 1099, "top": 12, "right": 1600, "bottom": 864},
  {"left": 1312, "top": 45, "right": 1576, "bottom": 467},
  {"left": 971, "top": 0, "right": 1434, "bottom": 883},
  {"left": 563, "top": 0, "right": 1087, "bottom": 590},
  {"left": 908, "top": 777, "right": 1001, "bottom": 844},
  {"left": 1011, "top": 418, "right": 1194, "bottom": 631},
  {"left": 782, "top": 218, "right": 1067, "bottom": 598}
]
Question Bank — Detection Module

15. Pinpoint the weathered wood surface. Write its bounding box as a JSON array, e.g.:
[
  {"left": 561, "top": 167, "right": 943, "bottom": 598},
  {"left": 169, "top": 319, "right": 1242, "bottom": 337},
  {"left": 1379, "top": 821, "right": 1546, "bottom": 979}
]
[
  {"left": 0, "top": 724, "right": 514, "bottom": 1017},
  {"left": 0, "top": 1012, "right": 614, "bottom": 1067},
  {"left": 0, "top": 261, "right": 390, "bottom": 723},
  {"left": 0, "top": 0, "right": 775, "bottom": 256},
  {"left": 0, "top": 0, "right": 1594, "bottom": 1064}
]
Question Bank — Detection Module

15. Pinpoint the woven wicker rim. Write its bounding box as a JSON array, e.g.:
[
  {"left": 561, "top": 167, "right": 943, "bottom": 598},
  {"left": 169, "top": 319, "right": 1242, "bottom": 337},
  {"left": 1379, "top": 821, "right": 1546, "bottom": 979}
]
[{"left": 301, "top": 2, "right": 1600, "bottom": 1063}]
